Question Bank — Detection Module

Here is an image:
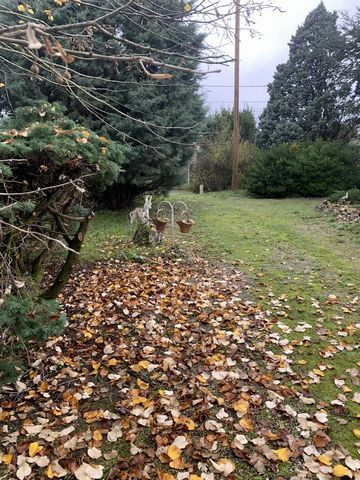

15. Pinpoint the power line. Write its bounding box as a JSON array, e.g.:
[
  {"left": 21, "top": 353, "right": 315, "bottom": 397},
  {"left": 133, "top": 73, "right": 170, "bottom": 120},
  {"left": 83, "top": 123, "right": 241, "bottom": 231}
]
[
  {"left": 201, "top": 84, "right": 267, "bottom": 88},
  {"left": 207, "top": 100, "right": 267, "bottom": 103}
]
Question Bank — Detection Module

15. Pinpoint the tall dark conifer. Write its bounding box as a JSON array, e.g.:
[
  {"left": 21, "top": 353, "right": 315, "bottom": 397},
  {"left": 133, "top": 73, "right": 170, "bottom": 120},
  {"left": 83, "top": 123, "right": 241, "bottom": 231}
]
[
  {"left": 0, "top": 0, "right": 206, "bottom": 207},
  {"left": 258, "top": 3, "right": 355, "bottom": 148},
  {"left": 344, "top": 7, "right": 360, "bottom": 123}
]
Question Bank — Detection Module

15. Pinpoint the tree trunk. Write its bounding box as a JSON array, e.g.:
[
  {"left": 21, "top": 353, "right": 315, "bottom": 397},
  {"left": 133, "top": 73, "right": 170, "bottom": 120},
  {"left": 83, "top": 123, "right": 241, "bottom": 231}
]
[
  {"left": 41, "top": 214, "right": 94, "bottom": 299},
  {"left": 32, "top": 240, "right": 57, "bottom": 288},
  {"left": 133, "top": 222, "right": 163, "bottom": 246}
]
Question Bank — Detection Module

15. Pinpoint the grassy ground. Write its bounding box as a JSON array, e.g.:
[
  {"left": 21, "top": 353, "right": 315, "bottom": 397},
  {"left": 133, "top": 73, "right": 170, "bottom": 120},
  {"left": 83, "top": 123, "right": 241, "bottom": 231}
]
[
  {"left": 1, "top": 191, "right": 359, "bottom": 479},
  {"left": 82, "top": 190, "right": 360, "bottom": 455}
]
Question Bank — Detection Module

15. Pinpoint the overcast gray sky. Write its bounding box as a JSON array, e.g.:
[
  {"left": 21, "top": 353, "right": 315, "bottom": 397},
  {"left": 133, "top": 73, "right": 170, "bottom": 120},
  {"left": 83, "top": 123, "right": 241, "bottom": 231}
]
[{"left": 202, "top": 0, "right": 358, "bottom": 117}]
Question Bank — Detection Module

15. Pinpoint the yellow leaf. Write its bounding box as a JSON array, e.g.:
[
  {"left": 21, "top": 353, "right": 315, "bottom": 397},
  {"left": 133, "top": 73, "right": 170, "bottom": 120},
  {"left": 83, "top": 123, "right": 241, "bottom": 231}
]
[
  {"left": 18, "top": 4, "right": 26, "bottom": 12},
  {"left": 1, "top": 453, "right": 13, "bottom": 465},
  {"left": 239, "top": 418, "right": 254, "bottom": 431},
  {"left": 0, "top": 411, "right": 10, "bottom": 421},
  {"left": 158, "top": 473, "right": 176, "bottom": 480},
  {"left": 28, "top": 8, "right": 34, "bottom": 14},
  {"left": 353, "top": 429, "right": 360, "bottom": 439},
  {"left": 332, "top": 464, "right": 351, "bottom": 477},
  {"left": 342, "top": 385, "right": 352, "bottom": 393},
  {"left": 317, "top": 454, "right": 332, "bottom": 465},
  {"left": 45, "top": 465, "right": 54, "bottom": 478},
  {"left": 0, "top": 83, "right": 5, "bottom": 88},
  {"left": 130, "top": 363, "right": 141, "bottom": 372},
  {"left": 273, "top": 448, "right": 290, "bottom": 462},
  {"left": 29, "top": 441, "right": 43, "bottom": 457},
  {"left": 137, "top": 378, "right": 149, "bottom": 390},
  {"left": 167, "top": 444, "right": 181, "bottom": 460},
  {"left": 313, "top": 369, "right": 325, "bottom": 377},
  {"left": 169, "top": 457, "right": 185, "bottom": 469},
  {"left": 298, "top": 359, "right": 307, "bottom": 365},
  {"left": 189, "top": 476, "right": 202, "bottom": 480},
  {"left": 176, "top": 416, "right": 196, "bottom": 430},
  {"left": 184, "top": 2, "right": 191, "bottom": 13},
  {"left": 131, "top": 396, "right": 147, "bottom": 405},
  {"left": 233, "top": 399, "right": 249, "bottom": 414},
  {"left": 93, "top": 430, "right": 103, "bottom": 441},
  {"left": 44, "top": 9, "right": 54, "bottom": 21},
  {"left": 138, "top": 360, "right": 150, "bottom": 369}
]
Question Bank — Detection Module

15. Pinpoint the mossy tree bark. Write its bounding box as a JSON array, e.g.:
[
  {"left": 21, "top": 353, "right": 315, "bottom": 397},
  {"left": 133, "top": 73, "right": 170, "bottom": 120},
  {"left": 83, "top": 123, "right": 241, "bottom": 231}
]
[{"left": 42, "top": 214, "right": 94, "bottom": 300}]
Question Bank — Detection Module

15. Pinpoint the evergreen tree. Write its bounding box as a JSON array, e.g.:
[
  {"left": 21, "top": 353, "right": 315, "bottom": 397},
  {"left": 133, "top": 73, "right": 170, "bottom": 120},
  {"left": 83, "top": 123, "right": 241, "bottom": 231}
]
[
  {"left": 344, "top": 8, "right": 360, "bottom": 123},
  {"left": 0, "top": 0, "right": 206, "bottom": 208},
  {"left": 0, "top": 101, "right": 125, "bottom": 298},
  {"left": 207, "top": 108, "right": 257, "bottom": 143},
  {"left": 0, "top": 101, "right": 125, "bottom": 377},
  {"left": 258, "top": 3, "right": 355, "bottom": 148}
]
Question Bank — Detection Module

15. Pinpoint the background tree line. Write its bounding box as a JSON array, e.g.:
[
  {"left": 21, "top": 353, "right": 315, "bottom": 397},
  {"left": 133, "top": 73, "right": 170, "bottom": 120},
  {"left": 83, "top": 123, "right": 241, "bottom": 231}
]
[{"left": 192, "top": 3, "right": 360, "bottom": 198}]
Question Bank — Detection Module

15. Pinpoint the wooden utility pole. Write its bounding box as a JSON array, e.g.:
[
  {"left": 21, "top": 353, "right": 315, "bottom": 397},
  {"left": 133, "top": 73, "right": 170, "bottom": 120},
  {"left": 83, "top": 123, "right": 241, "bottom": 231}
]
[{"left": 231, "top": 0, "right": 240, "bottom": 191}]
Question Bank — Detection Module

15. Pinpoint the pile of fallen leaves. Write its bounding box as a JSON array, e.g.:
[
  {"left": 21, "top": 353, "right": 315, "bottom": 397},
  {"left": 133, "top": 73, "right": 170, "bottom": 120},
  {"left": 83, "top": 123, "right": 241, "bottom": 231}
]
[
  {"left": 317, "top": 201, "right": 360, "bottom": 224},
  {"left": 0, "top": 257, "right": 359, "bottom": 479}
]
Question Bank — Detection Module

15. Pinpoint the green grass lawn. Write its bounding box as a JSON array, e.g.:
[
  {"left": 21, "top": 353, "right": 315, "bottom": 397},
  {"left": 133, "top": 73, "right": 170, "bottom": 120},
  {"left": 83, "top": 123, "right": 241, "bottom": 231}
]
[{"left": 83, "top": 191, "right": 360, "bottom": 455}]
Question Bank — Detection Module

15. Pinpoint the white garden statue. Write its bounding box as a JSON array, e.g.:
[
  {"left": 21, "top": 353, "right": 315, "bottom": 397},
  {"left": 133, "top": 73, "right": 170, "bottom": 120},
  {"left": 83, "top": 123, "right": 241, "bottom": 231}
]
[{"left": 129, "top": 195, "right": 152, "bottom": 224}]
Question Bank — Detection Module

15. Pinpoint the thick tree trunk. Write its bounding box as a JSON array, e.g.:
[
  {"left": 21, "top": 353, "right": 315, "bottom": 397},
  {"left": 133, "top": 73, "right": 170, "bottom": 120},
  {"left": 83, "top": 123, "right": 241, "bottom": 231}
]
[
  {"left": 133, "top": 222, "right": 163, "bottom": 246},
  {"left": 41, "top": 214, "right": 94, "bottom": 299}
]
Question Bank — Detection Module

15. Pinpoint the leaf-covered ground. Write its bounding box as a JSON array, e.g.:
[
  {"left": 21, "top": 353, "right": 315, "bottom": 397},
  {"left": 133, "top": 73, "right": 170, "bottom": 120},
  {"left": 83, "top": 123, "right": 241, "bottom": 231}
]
[{"left": 1, "top": 255, "right": 359, "bottom": 479}]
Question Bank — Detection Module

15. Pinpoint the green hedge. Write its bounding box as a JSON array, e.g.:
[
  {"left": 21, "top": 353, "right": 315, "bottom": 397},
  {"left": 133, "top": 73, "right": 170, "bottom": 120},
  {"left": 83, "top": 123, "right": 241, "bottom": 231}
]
[
  {"left": 327, "top": 188, "right": 360, "bottom": 204},
  {"left": 246, "top": 140, "right": 360, "bottom": 198}
]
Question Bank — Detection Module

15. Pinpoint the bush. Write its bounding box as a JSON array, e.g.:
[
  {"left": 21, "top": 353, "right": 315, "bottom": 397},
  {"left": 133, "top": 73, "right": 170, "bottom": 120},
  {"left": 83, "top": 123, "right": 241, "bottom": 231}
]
[
  {"left": 327, "top": 188, "right": 360, "bottom": 204},
  {"left": 0, "top": 102, "right": 126, "bottom": 300},
  {"left": 0, "top": 296, "right": 66, "bottom": 382},
  {"left": 191, "top": 108, "right": 260, "bottom": 193},
  {"left": 327, "top": 190, "right": 347, "bottom": 203},
  {"left": 192, "top": 139, "right": 261, "bottom": 193},
  {"left": 192, "top": 122, "right": 232, "bottom": 192},
  {"left": 0, "top": 296, "right": 66, "bottom": 342},
  {"left": 348, "top": 188, "right": 360, "bottom": 203},
  {"left": 246, "top": 140, "right": 360, "bottom": 197}
]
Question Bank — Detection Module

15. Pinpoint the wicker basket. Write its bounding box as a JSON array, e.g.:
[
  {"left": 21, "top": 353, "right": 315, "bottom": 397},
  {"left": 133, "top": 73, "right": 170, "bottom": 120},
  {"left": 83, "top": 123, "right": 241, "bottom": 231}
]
[
  {"left": 152, "top": 217, "right": 169, "bottom": 232},
  {"left": 176, "top": 210, "right": 194, "bottom": 233}
]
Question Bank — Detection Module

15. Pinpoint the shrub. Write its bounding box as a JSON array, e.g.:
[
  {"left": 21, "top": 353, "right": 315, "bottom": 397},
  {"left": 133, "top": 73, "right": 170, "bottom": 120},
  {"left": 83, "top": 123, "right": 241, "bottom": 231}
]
[
  {"left": 245, "top": 144, "right": 297, "bottom": 197},
  {"left": 0, "top": 102, "right": 126, "bottom": 299},
  {"left": 327, "top": 190, "right": 347, "bottom": 203},
  {"left": 0, "top": 296, "right": 66, "bottom": 382},
  {"left": 0, "top": 296, "right": 66, "bottom": 342},
  {"left": 0, "top": 101, "right": 125, "bottom": 380},
  {"left": 192, "top": 139, "right": 261, "bottom": 193},
  {"left": 192, "top": 122, "right": 232, "bottom": 192},
  {"left": 327, "top": 188, "right": 360, "bottom": 204},
  {"left": 348, "top": 188, "right": 360, "bottom": 203},
  {"left": 246, "top": 140, "right": 360, "bottom": 197}
]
